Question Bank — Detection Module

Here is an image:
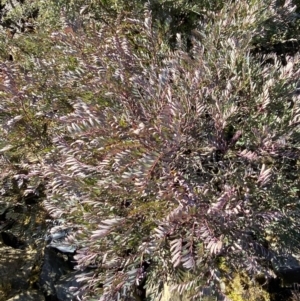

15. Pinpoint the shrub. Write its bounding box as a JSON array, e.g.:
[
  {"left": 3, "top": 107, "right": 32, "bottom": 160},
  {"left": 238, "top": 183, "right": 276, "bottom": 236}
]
[
  {"left": 38, "top": 2, "right": 300, "bottom": 300},
  {"left": 1, "top": 0, "right": 300, "bottom": 301}
]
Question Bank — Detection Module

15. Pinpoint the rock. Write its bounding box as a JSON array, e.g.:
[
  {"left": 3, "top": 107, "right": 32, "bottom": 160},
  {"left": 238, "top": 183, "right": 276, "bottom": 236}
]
[
  {"left": 277, "top": 267, "right": 300, "bottom": 286},
  {"left": 0, "top": 241, "right": 44, "bottom": 300},
  {"left": 55, "top": 272, "right": 81, "bottom": 301},
  {"left": 0, "top": 194, "right": 48, "bottom": 300},
  {"left": 1, "top": 231, "right": 25, "bottom": 249},
  {"left": 6, "top": 290, "right": 45, "bottom": 301},
  {"left": 48, "top": 242, "right": 77, "bottom": 253},
  {"left": 0, "top": 172, "right": 79, "bottom": 301},
  {"left": 39, "top": 248, "right": 78, "bottom": 299},
  {"left": 39, "top": 248, "right": 70, "bottom": 296}
]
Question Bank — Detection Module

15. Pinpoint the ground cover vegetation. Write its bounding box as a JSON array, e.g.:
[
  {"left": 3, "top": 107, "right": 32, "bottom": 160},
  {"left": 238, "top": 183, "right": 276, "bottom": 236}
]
[{"left": 1, "top": 0, "right": 300, "bottom": 300}]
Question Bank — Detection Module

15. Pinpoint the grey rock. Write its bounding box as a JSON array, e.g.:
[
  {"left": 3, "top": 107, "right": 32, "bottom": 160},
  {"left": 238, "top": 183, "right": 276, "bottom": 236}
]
[
  {"left": 48, "top": 242, "right": 76, "bottom": 253},
  {"left": 39, "top": 248, "right": 70, "bottom": 297},
  {"left": 55, "top": 272, "right": 81, "bottom": 301}
]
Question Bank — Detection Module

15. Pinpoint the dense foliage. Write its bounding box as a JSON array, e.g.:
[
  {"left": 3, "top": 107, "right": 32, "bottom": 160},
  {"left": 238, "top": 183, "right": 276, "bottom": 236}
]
[{"left": 1, "top": 0, "right": 300, "bottom": 300}]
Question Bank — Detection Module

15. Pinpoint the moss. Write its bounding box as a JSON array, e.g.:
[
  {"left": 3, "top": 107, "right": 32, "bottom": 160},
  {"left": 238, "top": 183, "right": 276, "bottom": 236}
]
[{"left": 225, "top": 273, "right": 270, "bottom": 301}]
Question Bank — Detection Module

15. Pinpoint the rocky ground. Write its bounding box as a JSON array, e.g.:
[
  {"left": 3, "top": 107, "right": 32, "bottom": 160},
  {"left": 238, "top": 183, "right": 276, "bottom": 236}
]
[{"left": 0, "top": 171, "right": 79, "bottom": 301}]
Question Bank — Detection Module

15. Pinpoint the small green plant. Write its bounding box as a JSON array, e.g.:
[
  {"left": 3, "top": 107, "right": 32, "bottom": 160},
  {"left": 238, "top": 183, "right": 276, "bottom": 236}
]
[{"left": 225, "top": 273, "right": 270, "bottom": 301}]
